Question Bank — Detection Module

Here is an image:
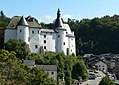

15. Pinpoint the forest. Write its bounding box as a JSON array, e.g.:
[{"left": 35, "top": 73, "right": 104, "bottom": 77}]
[{"left": 44, "top": 14, "right": 119, "bottom": 55}]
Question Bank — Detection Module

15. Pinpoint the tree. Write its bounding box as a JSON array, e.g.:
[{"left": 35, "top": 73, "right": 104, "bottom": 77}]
[
  {"left": 30, "top": 67, "right": 56, "bottom": 85},
  {"left": 0, "top": 11, "right": 5, "bottom": 18},
  {"left": 0, "top": 50, "right": 56, "bottom": 85},
  {"left": 99, "top": 76, "right": 114, "bottom": 85},
  {"left": 4, "top": 39, "right": 30, "bottom": 59},
  {"left": 72, "top": 60, "right": 88, "bottom": 80}
]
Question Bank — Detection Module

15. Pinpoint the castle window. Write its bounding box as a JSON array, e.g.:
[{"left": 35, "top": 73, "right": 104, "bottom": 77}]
[
  {"left": 35, "top": 45, "right": 38, "bottom": 49},
  {"left": 32, "top": 31, "right": 34, "bottom": 34},
  {"left": 58, "top": 35, "right": 60, "bottom": 38},
  {"left": 20, "top": 29, "right": 22, "bottom": 33},
  {"left": 44, "top": 40, "right": 46, "bottom": 43},
  {"left": 51, "top": 72, "right": 54, "bottom": 75},
  {"left": 63, "top": 42, "right": 65, "bottom": 45},
  {"left": 71, "top": 38, "right": 73, "bottom": 40},
  {"left": 66, "top": 32, "right": 68, "bottom": 34},
  {"left": 44, "top": 46, "right": 46, "bottom": 49},
  {"left": 38, "top": 31, "right": 39, "bottom": 34},
  {"left": 44, "top": 35, "right": 46, "bottom": 38}
]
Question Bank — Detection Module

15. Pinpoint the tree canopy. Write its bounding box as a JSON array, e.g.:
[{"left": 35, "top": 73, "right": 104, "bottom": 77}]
[
  {"left": 27, "top": 52, "right": 88, "bottom": 85},
  {"left": 99, "top": 76, "right": 114, "bottom": 85},
  {"left": 0, "top": 50, "right": 56, "bottom": 85},
  {"left": 44, "top": 15, "right": 119, "bottom": 55},
  {"left": 4, "top": 39, "right": 30, "bottom": 59}
]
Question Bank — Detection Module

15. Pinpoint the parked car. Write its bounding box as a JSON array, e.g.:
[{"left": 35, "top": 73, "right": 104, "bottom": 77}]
[{"left": 89, "top": 73, "right": 96, "bottom": 79}]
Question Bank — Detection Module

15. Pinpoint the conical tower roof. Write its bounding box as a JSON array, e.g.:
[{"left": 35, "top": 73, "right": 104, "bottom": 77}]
[
  {"left": 54, "top": 9, "right": 64, "bottom": 28},
  {"left": 17, "top": 16, "right": 28, "bottom": 26}
]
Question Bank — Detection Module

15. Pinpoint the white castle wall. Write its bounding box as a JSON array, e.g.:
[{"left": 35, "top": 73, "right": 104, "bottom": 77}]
[
  {"left": 56, "top": 29, "right": 67, "bottom": 55},
  {"left": 68, "top": 37, "right": 76, "bottom": 55},
  {"left": 17, "top": 26, "right": 29, "bottom": 44},
  {"left": 4, "top": 29, "right": 17, "bottom": 43},
  {"left": 41, "top": 32, "right": 56, "bottom": 52},
  {"left": 4, "top": 18, "right": 76, "bottom": 55},
  {"left": 29, "top": 28, "right": 41, "bottom": 53}
]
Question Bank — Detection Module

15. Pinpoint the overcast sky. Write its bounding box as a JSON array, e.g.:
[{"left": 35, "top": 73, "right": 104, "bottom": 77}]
[{"left": 1, "top": 0, "right": 119, "bottom": 23}]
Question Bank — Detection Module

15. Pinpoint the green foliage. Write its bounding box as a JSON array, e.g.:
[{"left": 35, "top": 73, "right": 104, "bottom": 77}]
[
  {"left": 44, "top": 15, "right": 119, "bottom": 55},
  {"left": 4, "top": 39, "right": 30, "bottom": 59},
  {"left": 0, "top": 11, "right": 10, "bottom": 27},
  {"left": 0, "top": 11, "right": 10, "bottom": 49},
  {"left": 72, "top": 59, "right": 88, "bottom": 80},
  {"left": 0, "top": 50, "right": 56, "bottom": 85},
  {"left": 99, "top": 76, "right": 114, "bottom": 85},
  {"left": 27, "top": 52, "right": 88, "bottom": 85},
  {"left": 29, "top": 67, "right": 56, "bottom": 85}
]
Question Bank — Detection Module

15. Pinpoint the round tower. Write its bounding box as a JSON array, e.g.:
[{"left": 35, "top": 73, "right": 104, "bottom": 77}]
[
  {"left": 17, "top": 16, "right": 29, "bottom": 44},
  {"left": 54, "top": 9, "right": 67, "bottom": 54}
]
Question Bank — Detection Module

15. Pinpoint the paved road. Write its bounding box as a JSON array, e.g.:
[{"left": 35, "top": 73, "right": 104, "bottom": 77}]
[{"left": 81, "top": 71, "right": 105, "bottom": 85}]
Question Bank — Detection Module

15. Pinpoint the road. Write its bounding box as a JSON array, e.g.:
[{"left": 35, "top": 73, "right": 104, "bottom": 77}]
[{"left": 81, "top": 71, "right": 105, "bottom": 85}]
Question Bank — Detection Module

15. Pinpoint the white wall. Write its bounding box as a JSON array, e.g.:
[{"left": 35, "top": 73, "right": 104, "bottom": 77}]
[
  {"left": 4, "top": 29, "right": 17, "bottom": 43},
  {"left": 96, "top": 61, "right": 107, "bottom": 71},
  {"left": 29, "top": 28, "right": 41, "bottom": 53},
  {"left": 41, "top": 32, "right": 56, "bottom": 52},
  {"left": 45, "top": 71, "right": 57, "bottom": 81},
  {"left": 56, "top": 29, "right": 67, "bottom": 55},
  {"left": 17, "top": 26, "right": 29, "bottom": 44},
  {"left": 68, "top": 37, "right": 76, "bottom": 55},
  {"left": 5, "top": 25, "right": 76, "bottom": 55}
]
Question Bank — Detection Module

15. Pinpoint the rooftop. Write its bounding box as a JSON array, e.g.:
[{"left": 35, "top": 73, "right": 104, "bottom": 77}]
[{"left": 7, "top": 16, "right": 41, "bottom": 28}]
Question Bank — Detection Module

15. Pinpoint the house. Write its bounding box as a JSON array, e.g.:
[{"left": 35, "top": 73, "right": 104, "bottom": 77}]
[
  {"left": 36, "top": 65, "right": 57, "bottom": 81},
  {"left": 4, "top": 9, "right": 76, "bottom": 55},
  {"left": 22, "top": 60, "right": 57, "bottom": 81},
  {"left": 95, "top": 61, "right": 107, "bottom": 71},
  {"left": 22, "top": 60, "right": 35, "bottom": 68}
]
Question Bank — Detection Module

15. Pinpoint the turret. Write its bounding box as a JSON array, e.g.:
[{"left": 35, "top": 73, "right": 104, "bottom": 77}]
[
  {"left": 17, "top": 16, "right": 29, "bottom": 44},
  {"left": 54, "top": 8, "right": 64, "bottom": 28},
  {"left": 54, "top": 9, "right": 67, "bottom": 55}
]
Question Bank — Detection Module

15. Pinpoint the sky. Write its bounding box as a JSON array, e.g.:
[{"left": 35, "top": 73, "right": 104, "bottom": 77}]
[{"left": 1, "top": 0, "right": 119, "bottom": 23}]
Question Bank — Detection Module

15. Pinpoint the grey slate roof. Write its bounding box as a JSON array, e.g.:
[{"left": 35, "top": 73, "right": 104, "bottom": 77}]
[
  {"left": 66, "top": 34, "right": 75, "bottom": 38},
  {"left": 41, "top": 29, "right": 55, "bottom": 33},
  {"left": 6, "top": 16, "right": 21, "bottom": 28},
  {"left": 36, "top": 65, "right": 57, "bottom": 71},
  {"left": 7, "top": 16, "right": 41, "bottom": 28},
  {"left": 17, "top": 16, "right": 28, "bottom": 26},
  {"left": 54, "top": 9, "right": 64, "bottom": 28},
  {"left": 23, "top": 60, "right": 35, "bottom": 66},
  {"left": 26, "top": 16, "right": 41, "bottom": 28}
]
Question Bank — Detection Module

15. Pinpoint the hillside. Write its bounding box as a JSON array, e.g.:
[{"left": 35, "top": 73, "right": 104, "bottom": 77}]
[
  {"left": 0, "top": 11, "right": 10, "bottom": 49},
  {"left": 67, "top": 15, "right": 119, "bottom": 55}
]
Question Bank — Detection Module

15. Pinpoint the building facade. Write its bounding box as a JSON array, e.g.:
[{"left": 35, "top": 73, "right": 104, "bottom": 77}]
[
  {"left": 4, "top": 9, "right": 76, "bottom": 55},
  {"left": 95, "top": 61, "right": 107, "bottom": 71},
  {"left": 22, "top": 60, "right": 57, "bottom": 81}
]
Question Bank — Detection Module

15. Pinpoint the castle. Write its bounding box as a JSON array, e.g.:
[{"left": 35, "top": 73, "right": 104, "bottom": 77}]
[{"left": 4, "top": 9, "right": 76, "bottom": 55}]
